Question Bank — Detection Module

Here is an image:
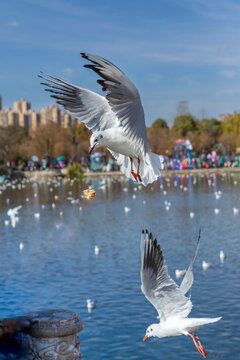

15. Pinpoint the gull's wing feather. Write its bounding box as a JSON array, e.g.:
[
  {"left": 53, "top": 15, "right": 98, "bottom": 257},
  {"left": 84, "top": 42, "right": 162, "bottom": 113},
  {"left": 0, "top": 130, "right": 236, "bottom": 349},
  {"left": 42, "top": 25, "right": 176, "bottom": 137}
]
[
  {"left": 81, "top": 53, "right": 148, "bottom": 154},
  {"left": 141, "top": 230, "right": 192, "bottom": 321},
  {"left": 179, "top": 229, "right": 201, "bottom": 295},
  {"left": 39, "top": 72, "right": 117, "bottom": 132}
]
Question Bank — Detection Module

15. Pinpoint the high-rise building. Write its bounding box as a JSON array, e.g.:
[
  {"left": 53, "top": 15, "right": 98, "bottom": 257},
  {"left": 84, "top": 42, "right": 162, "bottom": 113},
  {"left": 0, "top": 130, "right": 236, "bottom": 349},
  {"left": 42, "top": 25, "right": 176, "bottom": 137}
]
[
  {"left": 13, "top": 99, "right": 31, "bottom": 113},
  {"left": 0, "top": 108, "right": 9, "bottom": 127},
  {"left": 31, "top": 111, "right": 41, "bottom": 132},
  {"left": 52, "top": 106, "right": 61, "bottom": 126},
  {"left": 19, "top": 113, "right": 30, "bottom": 131},
  {"left": 62, "top": 113, "right": 73, "bottom": 128},
  {"left": 41, "top": 105, "right": 61, "bottom": 126},
  {"left": 0, "top": 95, "right": 2, "bottom": 111},
  {"left": 7, "top": 110, "right": 19, "bottom": 126}
]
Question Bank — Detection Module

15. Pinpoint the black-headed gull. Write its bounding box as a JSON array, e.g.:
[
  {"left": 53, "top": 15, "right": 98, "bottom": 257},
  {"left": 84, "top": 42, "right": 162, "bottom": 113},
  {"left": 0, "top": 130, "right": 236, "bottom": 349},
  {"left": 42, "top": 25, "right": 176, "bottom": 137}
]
[
  {"left": 141, "top": 230, "right": 221, "bottom": 358},
  {"left": 39, "top": 53, "right": 164, "bottom": 186}
]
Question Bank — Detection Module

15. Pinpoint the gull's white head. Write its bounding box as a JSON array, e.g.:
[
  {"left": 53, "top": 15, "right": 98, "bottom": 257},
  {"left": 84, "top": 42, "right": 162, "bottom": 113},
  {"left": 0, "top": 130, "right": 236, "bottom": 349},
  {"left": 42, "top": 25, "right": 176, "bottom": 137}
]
[
  {"left": 89, "top": 132, "right": 105, "bottom": 154},
  {"left": 143, "top": 323, "right": 160, "bottom": 341}
]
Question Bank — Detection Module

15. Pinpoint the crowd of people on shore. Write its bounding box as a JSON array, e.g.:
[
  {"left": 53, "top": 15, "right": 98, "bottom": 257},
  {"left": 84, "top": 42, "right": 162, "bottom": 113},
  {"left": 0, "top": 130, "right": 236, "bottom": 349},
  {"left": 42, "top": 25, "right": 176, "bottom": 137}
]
[{"left": 3, "top": 148, "right": 240, "bottom": 174}]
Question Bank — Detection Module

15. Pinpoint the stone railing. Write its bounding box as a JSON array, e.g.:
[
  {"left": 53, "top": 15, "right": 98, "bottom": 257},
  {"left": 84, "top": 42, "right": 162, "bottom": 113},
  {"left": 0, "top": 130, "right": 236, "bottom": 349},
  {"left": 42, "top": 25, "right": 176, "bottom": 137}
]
[{"left": 0, "top": 309, "right": 83, "bottom": 360}]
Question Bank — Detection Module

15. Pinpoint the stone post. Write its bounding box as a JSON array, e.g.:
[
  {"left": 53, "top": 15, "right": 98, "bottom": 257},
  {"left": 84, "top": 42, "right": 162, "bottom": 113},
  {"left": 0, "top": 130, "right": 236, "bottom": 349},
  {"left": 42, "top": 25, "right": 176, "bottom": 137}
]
[{"left": 26, "top": 309, "right": 83, "bottom": 360}]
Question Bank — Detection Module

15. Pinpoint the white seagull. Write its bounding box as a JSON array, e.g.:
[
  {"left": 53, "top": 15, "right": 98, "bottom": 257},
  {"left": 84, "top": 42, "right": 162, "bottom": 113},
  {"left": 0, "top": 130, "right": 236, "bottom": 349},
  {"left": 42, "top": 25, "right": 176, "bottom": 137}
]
[
  {"left": 141, "top": 229, "right": 221, "bottom": 358},
  {"left": 7, "top": 206, "right": 22, "bottom": 228},
  {"left": 39, "top": 53, "right": 164, "bottom": 186}
]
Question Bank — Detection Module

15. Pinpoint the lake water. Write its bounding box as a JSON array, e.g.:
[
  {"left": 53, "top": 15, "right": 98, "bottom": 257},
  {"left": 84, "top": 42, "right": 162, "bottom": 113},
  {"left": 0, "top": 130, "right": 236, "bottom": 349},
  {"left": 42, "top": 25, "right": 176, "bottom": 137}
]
[{"left": 0, "top": 172, "right": 239, "bottom": 359}]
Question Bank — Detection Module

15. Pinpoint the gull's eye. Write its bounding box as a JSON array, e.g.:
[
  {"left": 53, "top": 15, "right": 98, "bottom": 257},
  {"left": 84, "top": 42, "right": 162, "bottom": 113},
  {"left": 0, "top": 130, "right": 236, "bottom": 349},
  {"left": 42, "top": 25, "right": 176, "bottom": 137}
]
[
  {"left": 94, "top": 138, "right": 98, "bottom": 142},
  {"left": 150, "top": 328, "right": 153, "bottom": 332},
  {"left": 100, "top": 134, "right": 103, "bottom": 139}
]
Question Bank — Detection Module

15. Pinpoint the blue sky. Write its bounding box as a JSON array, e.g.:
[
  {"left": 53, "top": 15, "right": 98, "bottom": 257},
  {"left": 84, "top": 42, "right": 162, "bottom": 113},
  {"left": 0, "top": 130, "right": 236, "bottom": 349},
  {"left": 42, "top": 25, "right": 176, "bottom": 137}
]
[{"left": 1, "top": 0, "right": 240, "bottom": 126}]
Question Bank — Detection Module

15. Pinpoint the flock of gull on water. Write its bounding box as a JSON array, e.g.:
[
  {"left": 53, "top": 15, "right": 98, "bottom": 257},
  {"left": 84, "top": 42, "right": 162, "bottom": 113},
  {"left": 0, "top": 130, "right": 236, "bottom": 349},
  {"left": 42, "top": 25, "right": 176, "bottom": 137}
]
[{"left": 1, "top": 171, "right": 238, "bottom": 357}]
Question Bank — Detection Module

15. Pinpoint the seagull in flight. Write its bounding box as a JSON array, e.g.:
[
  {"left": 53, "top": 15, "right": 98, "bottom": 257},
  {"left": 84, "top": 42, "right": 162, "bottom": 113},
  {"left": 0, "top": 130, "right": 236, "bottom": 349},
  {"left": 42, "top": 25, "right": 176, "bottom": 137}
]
[
  {"left": 39, "top": 53, "right": 164, "bottom": 186},
  {"left": 141, "top": 229, "right": 221, "bottom": 358}
]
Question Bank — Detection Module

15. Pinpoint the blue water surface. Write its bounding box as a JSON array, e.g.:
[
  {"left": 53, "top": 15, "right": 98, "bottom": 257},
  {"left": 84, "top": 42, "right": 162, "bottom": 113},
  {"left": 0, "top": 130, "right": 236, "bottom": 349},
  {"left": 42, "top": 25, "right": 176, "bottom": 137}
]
[{"left": 0, "top": 172, "right": 239, "bottom": 359}]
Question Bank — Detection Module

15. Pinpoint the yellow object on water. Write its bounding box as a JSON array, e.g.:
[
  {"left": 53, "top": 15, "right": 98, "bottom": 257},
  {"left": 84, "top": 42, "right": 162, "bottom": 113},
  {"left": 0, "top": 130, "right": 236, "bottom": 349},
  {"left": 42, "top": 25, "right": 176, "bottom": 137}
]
[{"left": 82, "top": 189, "right": 96, "bottom": 200}]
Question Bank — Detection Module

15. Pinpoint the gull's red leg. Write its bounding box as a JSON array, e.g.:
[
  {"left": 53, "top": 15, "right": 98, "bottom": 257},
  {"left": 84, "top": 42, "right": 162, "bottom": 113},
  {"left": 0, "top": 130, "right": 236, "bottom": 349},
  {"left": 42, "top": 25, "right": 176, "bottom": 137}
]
[
  {"left": 130, "top": 157, "right": 138, "bottom": 181},
  {"left": 188, "top": 333, "right": 208, "bottom": 358},
  {"left": 195, "top": 334, "right": 208, "bottom": 357},
  {"left": 137, "top": 158, "right": 142, "bottom": 182}
]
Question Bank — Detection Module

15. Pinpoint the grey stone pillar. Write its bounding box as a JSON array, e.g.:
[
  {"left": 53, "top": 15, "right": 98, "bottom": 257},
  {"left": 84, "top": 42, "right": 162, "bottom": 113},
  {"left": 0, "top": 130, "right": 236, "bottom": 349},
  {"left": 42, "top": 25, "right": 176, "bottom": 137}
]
[{"left": 26, "top": 309, "right": 83, "bottom": 360}]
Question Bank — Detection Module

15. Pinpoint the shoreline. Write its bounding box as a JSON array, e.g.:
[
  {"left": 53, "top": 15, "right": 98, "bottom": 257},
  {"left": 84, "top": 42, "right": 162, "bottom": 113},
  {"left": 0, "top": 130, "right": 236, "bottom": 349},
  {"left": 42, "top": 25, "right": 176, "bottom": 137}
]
[{"left": 18, "top": 167, "right": 240, "bottom": 179}]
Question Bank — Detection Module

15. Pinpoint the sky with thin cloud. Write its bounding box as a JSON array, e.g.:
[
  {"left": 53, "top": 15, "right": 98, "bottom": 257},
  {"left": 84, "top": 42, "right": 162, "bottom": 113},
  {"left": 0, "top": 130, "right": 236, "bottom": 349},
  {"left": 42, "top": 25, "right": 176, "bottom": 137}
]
[{"left": 1, "top": 0, "right": 240, "bottom": 125}]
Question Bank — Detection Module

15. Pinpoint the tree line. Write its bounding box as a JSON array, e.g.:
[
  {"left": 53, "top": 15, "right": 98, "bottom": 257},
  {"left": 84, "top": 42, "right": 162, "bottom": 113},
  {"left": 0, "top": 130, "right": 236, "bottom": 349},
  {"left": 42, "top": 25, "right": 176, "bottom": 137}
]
[{"left": 0, "top": 111, "right": 240, "bottom": 165}]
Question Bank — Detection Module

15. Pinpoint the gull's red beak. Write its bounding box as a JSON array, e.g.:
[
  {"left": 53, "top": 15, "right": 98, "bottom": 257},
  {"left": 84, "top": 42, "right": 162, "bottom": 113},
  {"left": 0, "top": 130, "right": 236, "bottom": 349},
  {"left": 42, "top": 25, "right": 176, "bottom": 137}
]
[
  {"left": 143, "top": 335, "right": 148, "bottom": 342},
  {"left": 89, "top": 144, "right": 95, "bottom": 155}
]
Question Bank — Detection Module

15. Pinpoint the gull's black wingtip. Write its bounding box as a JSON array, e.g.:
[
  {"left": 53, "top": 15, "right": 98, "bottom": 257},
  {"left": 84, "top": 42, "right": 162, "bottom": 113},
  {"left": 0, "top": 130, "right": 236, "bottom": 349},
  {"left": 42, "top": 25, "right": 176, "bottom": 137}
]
[
  {"left": 142, "top": 229, "right": 145, "bottom": 234},
  {"left": 80, "top": 52, "right": 88, "bottom": 59}
]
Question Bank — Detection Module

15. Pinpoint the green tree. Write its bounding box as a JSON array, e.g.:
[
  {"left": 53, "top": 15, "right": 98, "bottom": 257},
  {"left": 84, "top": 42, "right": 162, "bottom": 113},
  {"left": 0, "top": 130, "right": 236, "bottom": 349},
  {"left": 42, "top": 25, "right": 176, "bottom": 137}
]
[
  {"left": 152, "top": 118, "right": 169, "bottom": 129},
  {"left": 221, "top": 112, "right": 240, "bottom": 135},
  {"left": 171, "top": 114, "right": 199, "bottom": 137}
]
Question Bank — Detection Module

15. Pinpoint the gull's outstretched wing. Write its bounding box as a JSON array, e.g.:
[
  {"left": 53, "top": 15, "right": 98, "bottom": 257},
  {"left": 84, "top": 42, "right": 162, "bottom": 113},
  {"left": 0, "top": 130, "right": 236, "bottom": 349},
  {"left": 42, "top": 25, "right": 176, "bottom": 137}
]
[
  {"left": 179, "top": 229, "right": 201, "bottom": 295},
  {"left": 39, "top": 73, "right": 117, "bottom": 133},
  {"left": 81, "top": 53, "right": 148, "bottom": 154},
  {"left": 140, "top": 230, "right": 192, "bottom": 321}
]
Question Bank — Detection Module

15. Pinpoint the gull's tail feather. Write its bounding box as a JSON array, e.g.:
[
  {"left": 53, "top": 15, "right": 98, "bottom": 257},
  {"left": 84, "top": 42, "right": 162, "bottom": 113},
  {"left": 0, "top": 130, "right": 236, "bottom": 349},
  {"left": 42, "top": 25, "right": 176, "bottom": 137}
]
[{"left": 108, "top": 149, "right": 164, "bottom": 186}]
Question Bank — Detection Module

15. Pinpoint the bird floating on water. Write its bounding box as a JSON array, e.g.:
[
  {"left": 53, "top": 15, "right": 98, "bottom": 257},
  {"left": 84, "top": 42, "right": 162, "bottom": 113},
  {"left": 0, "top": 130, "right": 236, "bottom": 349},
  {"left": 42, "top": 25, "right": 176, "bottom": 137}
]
[
  {"left": 233, "top": 207, "right": 239, "bottom": 215},
  {"left": 87, "top": 299, "right": 97, "bottom": 313},
  {"left": 219, "top": 250, "right": 225, "bottom": 263},
  {"left": 124, "top": 206, "right": 131, "bottom": 214},
  {"left": 189, "top": 212, "right": 195, "bottom": 219},
  {"left": 175, "top": 269, "right": 186, "bottom": 279},
  {"left": 39, "top": 53, "right": 164, "bottom": 186},
  {"left": 141, "top": 229, "right": 221, "bottom": 358},
  {"left": 94, "top": 245, "right": 100, "bottom": 256},
  {"left": 202, "top": 260, "right": 212, "bottom": 271}
]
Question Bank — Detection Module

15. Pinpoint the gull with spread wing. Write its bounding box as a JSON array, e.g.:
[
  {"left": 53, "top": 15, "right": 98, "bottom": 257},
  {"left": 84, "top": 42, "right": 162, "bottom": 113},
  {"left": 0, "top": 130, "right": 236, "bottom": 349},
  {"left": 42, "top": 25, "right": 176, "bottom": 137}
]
[
  {"left": 141, "top": 229, "right": 221, "bottom": 358},
  {"left": 39, "top": 53, "right": 164, "bottom": 186}
]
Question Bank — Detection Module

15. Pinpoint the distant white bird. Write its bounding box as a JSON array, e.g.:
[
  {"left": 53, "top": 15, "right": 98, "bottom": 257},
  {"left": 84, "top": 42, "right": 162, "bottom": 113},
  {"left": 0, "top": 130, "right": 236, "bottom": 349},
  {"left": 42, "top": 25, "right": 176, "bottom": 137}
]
[
  {"left": 189, "top": 212, "right": 195, "bottom": 219},
  {"left": 7, "top": 206, "right": 22, "bottom": 228},
  {"left": 87, "top": 299, "right": 97, "bottom": 313},
  {"left": 202, "top": 260, "right": 212, "bottom": 271},
  {"left": 59, "top": 211, "right": 63, "bottom": 217},
  {"left": 19, "top": 243, "right": 24, "bottom": 251},
  {"left": 219, "top": 250, "right": 225, "bottom": 263},
  {"left": 34, "top": 213, "right": 40, "bottom": 219},
  {"left": 214, "top": 208, "right": 220, "bottom": 215},
  {"left": 124, "top": 206, "right": 131, "bottom": 214},
  {"left": 141, "top": 229, "right": 221, "bottom": 358},
  {"left": 39, "top": 53, "right": 164, "bottom": 186},
  {"left": 4, "top": 220, "right": 9, "bottom": 226},
  {"left": 94, "top": 245, "right": 100, "bottom": 256},
  {"left": 233, "top": 207, "right": 239, "bottom": 215},
  {"left": 132, "top": 194, "right": 136, "bottom": 199},
  {"left": 175, "top": 269, "right": 186, "bottom": 279}
]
